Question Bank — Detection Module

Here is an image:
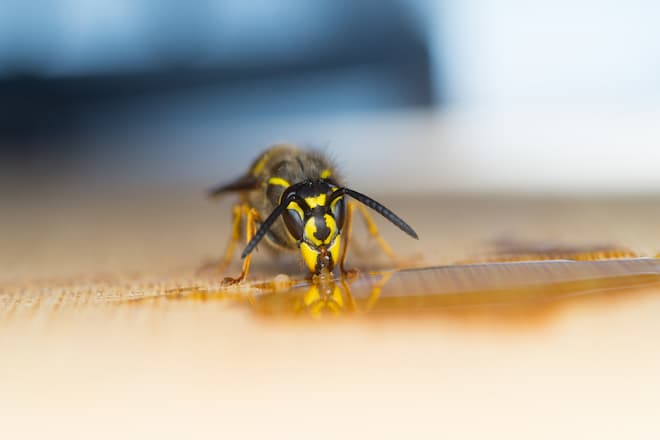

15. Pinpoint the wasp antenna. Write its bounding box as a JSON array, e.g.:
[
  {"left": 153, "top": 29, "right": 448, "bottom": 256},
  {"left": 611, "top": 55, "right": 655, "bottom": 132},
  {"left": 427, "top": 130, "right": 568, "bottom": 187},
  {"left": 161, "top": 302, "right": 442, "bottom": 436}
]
[
  {"left": 241, "top": 194, "right": 294, "bottom": 258},
  {"left": 337, "top": 188, "right": 419, "bottom": 240}
]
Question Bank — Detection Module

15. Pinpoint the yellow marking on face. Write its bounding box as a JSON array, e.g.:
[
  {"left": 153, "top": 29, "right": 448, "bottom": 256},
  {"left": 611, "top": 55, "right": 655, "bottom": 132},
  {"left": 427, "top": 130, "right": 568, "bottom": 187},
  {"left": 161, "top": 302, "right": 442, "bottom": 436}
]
[
  {"left": 324, "top": 214, "right": 337, "bottom": 241},
  {"left": 300, "top": 214, "right": 341, "bottom": 273},
  {"left": 300, "top": 242, "right": 320, "bottom": 273},
  {"left": 300, "top": 233, "right": 341, "bottom": 274},
  {"left": 305, "top": 194, "right": 326, "bottom": 208},
  {"left": 303, "top": 215, "right": 337, "bottom": 247},
  {"left": 286, "top": 201, "right": 304, "bottom": 221},
  {"left": 330, "top": 195, "right": 343, "bottom": 212},
  {"left": 267, "top": 177, "right": 291, "bottom": 188},
  {"left": 321, "top": 169, "right": 332, "bottom": 179},
  {"left": 304, "top": 218, "right": 323, "bottom": 247},
  {"left": 327, "top": 236, "right": 341, "bottom": 269}
]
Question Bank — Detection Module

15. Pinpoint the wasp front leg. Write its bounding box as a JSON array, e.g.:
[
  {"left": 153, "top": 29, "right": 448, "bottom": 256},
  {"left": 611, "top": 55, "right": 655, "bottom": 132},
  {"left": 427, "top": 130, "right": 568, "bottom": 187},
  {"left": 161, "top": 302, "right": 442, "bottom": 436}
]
[
  {"left": 218, "top": 204, "right": 244, "bottom": 272},
  {"left": 223, "top": 205, "right": 259, "bottom": 285},
  {"left": 355, "top": 203, "right": 398, "bottom": 260}
]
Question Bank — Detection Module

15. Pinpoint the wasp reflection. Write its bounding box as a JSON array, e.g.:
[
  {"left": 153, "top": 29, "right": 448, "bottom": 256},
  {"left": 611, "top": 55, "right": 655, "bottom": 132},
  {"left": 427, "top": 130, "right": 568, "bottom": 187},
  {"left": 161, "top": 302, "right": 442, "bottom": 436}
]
[{"left": 251, "top": 272, "right": 393, "bottom": 318}]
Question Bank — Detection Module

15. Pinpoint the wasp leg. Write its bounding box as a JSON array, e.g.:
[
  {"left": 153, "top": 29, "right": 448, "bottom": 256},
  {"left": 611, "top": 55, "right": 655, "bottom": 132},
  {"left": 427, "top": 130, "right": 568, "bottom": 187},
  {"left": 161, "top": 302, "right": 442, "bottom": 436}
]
[
  {"left": 339, "top": 201, "right": 359, "bottom": 277},
  {"left": 339, "top": 277, "right": 358, "bottom": 311},
  {"left": 218, "top": 204, "right": 244, "bottom": 272},
  {"left": 355, "top": 203, "right": 397, "bottom": 259},
  {"left": 355, "top": 203, "right": 412, "bottom": 267},
  {"left": 363, "top": 271, "right": 393, "bottom": 312},
  {"left": 223, "top": 206, "right": 259, "bottom": 285}
]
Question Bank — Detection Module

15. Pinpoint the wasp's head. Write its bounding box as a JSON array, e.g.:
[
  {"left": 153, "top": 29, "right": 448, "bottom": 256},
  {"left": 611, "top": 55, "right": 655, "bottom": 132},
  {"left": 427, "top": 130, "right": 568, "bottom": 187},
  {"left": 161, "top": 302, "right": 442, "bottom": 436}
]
[
  {"left": 279, "top": 180, "right": 345, "bottom": 274},
  {"left": 241, "top": 179, "right": 417, "bottom": 276}
]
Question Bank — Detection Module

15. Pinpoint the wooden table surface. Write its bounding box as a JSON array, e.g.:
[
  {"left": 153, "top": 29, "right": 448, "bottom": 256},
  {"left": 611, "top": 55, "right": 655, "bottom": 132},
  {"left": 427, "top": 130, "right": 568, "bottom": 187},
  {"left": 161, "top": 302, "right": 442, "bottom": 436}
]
[{"left": 2, "top": 187, "right": 660, "bottom": 439}]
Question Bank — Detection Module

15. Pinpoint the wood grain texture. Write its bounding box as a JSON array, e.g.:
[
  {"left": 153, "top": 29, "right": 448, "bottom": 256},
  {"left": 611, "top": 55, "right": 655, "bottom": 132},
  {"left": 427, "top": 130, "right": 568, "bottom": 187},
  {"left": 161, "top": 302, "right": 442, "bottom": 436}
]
[{"left": 2, "top": 188, "right": 660, "bottom": 439}]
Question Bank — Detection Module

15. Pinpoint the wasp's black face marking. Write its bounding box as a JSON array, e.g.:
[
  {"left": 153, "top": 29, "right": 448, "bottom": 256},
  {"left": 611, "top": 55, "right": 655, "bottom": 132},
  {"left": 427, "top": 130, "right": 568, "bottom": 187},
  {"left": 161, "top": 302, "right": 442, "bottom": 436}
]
[{"left": 312, "top": 214, "right": 331, "bottom": 242}]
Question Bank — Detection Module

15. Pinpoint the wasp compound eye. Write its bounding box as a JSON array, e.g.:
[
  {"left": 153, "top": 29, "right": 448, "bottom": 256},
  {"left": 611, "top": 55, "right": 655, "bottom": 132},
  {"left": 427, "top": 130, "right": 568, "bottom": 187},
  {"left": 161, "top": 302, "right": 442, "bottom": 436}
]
[
  {"left": 330, "top": 194, "right": 346, "bottom": 230},
  {"left": 282, "top": 205, "right": 304, "bottom": 241}
]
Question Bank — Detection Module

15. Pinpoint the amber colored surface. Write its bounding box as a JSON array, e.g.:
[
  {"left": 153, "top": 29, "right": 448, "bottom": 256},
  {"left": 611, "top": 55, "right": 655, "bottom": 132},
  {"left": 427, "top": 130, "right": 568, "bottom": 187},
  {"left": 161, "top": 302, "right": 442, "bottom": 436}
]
[{"left": 2, "top": 189, "right": 660, "bottom": 439}]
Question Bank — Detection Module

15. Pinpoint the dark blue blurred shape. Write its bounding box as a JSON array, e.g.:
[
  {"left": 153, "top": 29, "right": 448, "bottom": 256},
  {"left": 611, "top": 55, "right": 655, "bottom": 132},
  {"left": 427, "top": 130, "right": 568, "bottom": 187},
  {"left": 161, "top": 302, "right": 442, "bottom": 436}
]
[{"left": 0, "top": 1, "right": 435, "bottom": 145}]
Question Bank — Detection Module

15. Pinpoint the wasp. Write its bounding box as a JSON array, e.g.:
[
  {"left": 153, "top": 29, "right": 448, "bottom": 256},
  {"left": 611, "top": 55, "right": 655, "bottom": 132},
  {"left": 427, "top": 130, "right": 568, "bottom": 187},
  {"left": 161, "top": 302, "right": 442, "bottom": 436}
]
[{"left": 209, "top": 144, "right": 418, "bottom": 284}]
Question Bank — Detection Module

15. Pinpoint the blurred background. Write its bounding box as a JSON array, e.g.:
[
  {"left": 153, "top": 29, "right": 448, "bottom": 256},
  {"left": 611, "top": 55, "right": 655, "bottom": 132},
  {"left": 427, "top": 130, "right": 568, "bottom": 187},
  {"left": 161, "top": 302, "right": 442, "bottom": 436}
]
[
  {"left": 4, "top": 7, "right": 660, "bottom": 438},
  {"left": 2, "top": 0, "right": 660, "bottom": 194}
]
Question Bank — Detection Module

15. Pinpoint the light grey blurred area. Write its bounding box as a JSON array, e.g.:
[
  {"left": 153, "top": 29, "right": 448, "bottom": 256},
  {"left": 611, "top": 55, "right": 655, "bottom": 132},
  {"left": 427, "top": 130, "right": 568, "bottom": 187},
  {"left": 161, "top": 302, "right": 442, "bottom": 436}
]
[
  {"left": 2, "top": 1, "right": 660, "bottom": 195},
  {"left": 45, "top": 108, "right": 660, "bottom": 196}
]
